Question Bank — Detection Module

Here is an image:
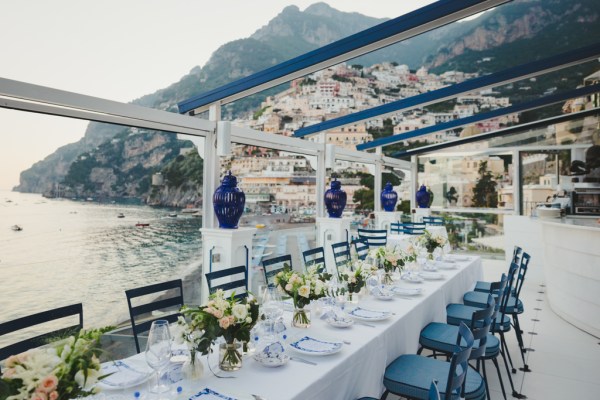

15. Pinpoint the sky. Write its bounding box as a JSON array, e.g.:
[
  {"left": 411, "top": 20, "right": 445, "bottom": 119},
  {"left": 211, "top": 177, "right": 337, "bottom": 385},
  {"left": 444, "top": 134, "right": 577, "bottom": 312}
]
[{"left": 0, "top": 0, "right": 438, "bottom": 190}]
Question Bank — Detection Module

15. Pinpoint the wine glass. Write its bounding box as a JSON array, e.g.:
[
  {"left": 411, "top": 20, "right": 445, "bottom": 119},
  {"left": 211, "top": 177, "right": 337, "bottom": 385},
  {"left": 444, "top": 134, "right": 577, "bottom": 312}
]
[
  {"left": 417, "top": 249, "right": 428, "bottom": 271},
  {"left": 145, "top": 320, "right": 172, "bottom": 394},
  {"left": 261, "top": 287, "right": 283, "bottom": 337}
]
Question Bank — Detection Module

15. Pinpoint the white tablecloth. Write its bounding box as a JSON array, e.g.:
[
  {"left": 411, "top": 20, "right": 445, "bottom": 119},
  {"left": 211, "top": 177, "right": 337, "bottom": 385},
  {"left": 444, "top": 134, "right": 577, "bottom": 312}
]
[
  {"left": 387, "top": 225, "right": 448, "bottom": 251},
  {"left": 96, "top": 255, "right": 482, "bottom": 400}
]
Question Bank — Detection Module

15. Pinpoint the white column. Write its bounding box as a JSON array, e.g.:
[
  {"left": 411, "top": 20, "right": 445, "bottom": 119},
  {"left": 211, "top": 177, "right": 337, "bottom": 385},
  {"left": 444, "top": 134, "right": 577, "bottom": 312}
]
[
  {"left": 512, "top": 150, "right": 521, "bottom": 216},
  {"left": 202, "top": 103, "right": 221, "bottom": 229},
  {"left": 200, "top": 227, "right": 257, "bottom": 304},
  {"left": 410, "top": 155, "right": 418, "bottom": 218},
  {"left": 316, "top": 217, "right": 351, "bottom": 275},
  {"left": 374, "top": 211, "right": 403, "bottom": 231},
  {"left": 316, "top": 146, "right": 326, "bottom": 218},
  {"left": 374, "top": 148, "right": 382, "bottom": 212}
]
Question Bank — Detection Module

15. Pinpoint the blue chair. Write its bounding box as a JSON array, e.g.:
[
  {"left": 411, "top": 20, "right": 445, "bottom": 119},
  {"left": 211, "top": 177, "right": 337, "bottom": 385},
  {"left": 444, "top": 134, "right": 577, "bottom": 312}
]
[
  {"left": 302, "top": 247, "right": 326, "bottom": 273},
  {"left": 382, "top": 322, "right": 485, "bottom": 400},
  {"left": 0, "top": 303, "right": 83, "bottom": 372},
  {"left": 419, "top": 295, "right": 497, "bottom": 399},
  {"left": 390, "top": 222, "right": 425, "bottom": 235},
  {"left": 352, "top": 237, "right": 370, "bottom": 261},
  {"left": 205, "top": 265, "right": 248, "bottom": 300},
  {"left": 125, "top": 279, "right": 184, "bottom": 353},
  {"left": 358, "top": 228, "right": 387, "bottom": 247},
  {"left": 473, "top": 246, "right": 522, "bottom": 293},
  {"left": 331, "top": 241, "right": 351, "bottom": 276},
  {"left": 446, "top": 264, "right": 523, "bottom": 398},
  {"left": 262, "top": 254, "right": 292, "bottom": 287},
  {"left": 429, "top": 380, "right": 441, "bottom": 400},
  {"left": 423, "top": 216, "right": 445, "bottom": 226}
]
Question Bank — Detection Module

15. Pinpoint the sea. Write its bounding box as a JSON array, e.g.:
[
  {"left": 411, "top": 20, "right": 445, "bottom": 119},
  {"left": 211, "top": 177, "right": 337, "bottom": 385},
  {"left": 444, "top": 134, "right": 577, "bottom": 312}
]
[{"left": 0, "top": 190, "right": 203, "bottom": 331}]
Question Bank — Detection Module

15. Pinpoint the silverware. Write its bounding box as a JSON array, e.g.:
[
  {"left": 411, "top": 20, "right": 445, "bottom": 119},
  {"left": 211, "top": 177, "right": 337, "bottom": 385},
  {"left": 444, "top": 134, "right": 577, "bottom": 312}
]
[
  {"left": 252, "top": 395, "right": 267, "bottom": 400},
  {"left": 343, "top": 340, "right": 351, "bottom": 345},
  {"left": 354, "top": 321, "right": 376, "bottom": 328},
  {"left": 290, "top": 356, "right": 317, "bottom": 366}
]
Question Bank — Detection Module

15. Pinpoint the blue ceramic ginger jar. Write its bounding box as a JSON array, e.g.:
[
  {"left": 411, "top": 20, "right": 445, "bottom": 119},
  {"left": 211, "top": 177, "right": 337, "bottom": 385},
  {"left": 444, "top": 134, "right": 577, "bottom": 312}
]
[
  {"left": 213, "top": 171, "right": 245, "bottom": 229},
  {"left": 381, "top": 182, "right": 398, "bottom": 212},
  {"left": 416, "top": 184, "right": 430, "bottom": 208},
  {"left": 324, "top": 178, "right": 346, "bottom": 218}
]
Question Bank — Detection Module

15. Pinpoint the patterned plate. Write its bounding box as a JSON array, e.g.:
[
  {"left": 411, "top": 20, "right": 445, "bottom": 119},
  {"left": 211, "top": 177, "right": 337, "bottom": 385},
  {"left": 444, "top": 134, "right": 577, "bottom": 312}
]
[
  {"left": 347, "top": 307, "right": 392, "bottom": 321},
  {"left": 189, "top": 387, "right": 251, "bottom": 399},
  {"left": 391, "top": 286, "right": 423, "bottom": 296},
  {"left": 289, "top": 336, "right": 343, "bottom": 355},
  {"left": 97, "top": 360, "right": 152, "bottom": 390}
]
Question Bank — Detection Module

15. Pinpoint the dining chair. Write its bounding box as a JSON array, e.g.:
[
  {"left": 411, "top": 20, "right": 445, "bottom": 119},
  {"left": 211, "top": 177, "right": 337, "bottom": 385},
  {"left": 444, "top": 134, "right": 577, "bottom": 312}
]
[
  {"left": 429, "top": 380, "right": 441, "bottom": 400},
  {"left": 382, "top": 322, "right": 485, "bottom": 400},
  {"left": 352, "top": 237, "right": 370, "bottom": 260},
  {"left": 473, "top": 246, "right": 522, "bottom": 293},
  {"left": 262, "top": 254, "right": 292, "bottom": 287},
  {"left": 390, "top": 222, "right": 425, "bottom": 235},
  {"left": 418, "top": 295, "right": 497, "bottom": 399},
  {"left": 302, "top": 247, "right": 326, "bottom": 273},
  {"left": 125, "top": 279, "right": 184, "bottom": 353},
  {"left": 331, "top": 241, "right": 351, "bottom": 275},
  {"left": 423, "top": 216, "right": 445, "bottom": 226},
  {"left": 205, "top": 265, "right": 248, "bottom": 300},
  {"left": 358, "top": 228, "right": 387, "bottom": 247},
  {"left": 446, "top": 264, "right": 523, "bottom": 398},
  {"left": 0, "top": 303, "right": 83, "bottom": 371}
]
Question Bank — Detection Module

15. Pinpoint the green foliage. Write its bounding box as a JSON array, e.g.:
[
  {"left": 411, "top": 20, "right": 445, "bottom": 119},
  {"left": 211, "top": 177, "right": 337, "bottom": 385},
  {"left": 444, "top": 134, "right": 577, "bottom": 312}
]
[
  {"left": 353, "top": 188, "right": 374, "bottom": 211},
  {"left": 332, "top": 74, "right": 351, "bottom": 83},
  {"left": 161, "top": 151, "right": 203, "bottom": 188},
  {"left": 471, "top": 161, "right": 498, "bottom": 208},
  {"left": 62, "top": 154, "right": 100, "bottom": 191}
]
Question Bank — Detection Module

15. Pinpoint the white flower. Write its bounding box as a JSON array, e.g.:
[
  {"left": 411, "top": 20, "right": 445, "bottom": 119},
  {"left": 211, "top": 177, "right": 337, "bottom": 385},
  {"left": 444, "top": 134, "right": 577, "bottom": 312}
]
[
  {"left": 74, "top": 368, "right": 101, "bottom": 389},
  {"left": 245, "top": 316, "right": 252, "bottom": 324},
  {"left": 232, "top": 304, "right": 248, "bottom": 320},
  {"left": 314, "top": 280, "right": 325, "bottom": 294},
  {"left": 298, "top": 285, "right": 311, "bottom": 298}
]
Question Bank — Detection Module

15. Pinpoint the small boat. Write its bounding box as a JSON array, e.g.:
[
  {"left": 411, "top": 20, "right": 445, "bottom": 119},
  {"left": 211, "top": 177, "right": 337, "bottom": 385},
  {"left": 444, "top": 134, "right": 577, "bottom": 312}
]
[
  {"left": 11, "top": 225, "right": 23, "bottom": 231},
  {"left": 168, "top": 213, "right": 177, "bottom": 218},
  {"left": 117, "top": 213, "right": 125, "bottom": 218},
  {"left": 135, "top": 223, "right": 150, "bottom": 227},
  {"left": 255, "top": 223, "right": 266, "bottom": 229}
]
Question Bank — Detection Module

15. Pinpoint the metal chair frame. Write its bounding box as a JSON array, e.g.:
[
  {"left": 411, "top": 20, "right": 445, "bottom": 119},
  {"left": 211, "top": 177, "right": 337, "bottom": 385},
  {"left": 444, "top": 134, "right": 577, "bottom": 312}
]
[
  {"left": 262, "top": 254, "right": 292, "bottom": 287},
  {"left": 358, "top": 228, "right": 388, "bottom": 246},
  {"left": 302, "top": 247, "right": 326, "bottom": 273},
  {"left": 205, "top": 265, "right": 248, "bottom": 300}
]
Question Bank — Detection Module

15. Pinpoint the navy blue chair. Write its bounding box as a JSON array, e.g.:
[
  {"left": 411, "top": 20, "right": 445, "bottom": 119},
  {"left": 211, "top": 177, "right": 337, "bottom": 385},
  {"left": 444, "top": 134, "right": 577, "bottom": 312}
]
[
  {"left": 331, "top": 241, "right": 351, "bottom": 276},
  {"left": 390, "top": 222, "right": 425, "bottom": 235},
  {"left": 302, "top": 247, "right": 326, "bottom": 273},
  {"left": 205, "top": 265, "right": 248, "bottom": 300},
  {"left": 429, "top": 380, "right": 441, "bottom": 400},
  {"left": 382, "top": 322, "right": 485, "bottom": 400},
  {"left": 125, "top": 279, "right": 183, "bottom": 353},
  {"left": 423, "top": 216, "right": 445, "bottom": 226},
  {"left": 0, "top": 303, "right": 83, "bottom": 371},
  {"left": 352, "top": 237, "right": 370, "bottom": 261},
  {"left": 419, "top": 295, "right": 497, "bottom": 399},
  {"left": 358, "top": 228, "right": 387, "bottom": 247},
  {"left": 262, "top": 254, "right": 292, "bottom": 287},
  {"left": 473, "top": 246, "right": 522, "bottom": 293}
]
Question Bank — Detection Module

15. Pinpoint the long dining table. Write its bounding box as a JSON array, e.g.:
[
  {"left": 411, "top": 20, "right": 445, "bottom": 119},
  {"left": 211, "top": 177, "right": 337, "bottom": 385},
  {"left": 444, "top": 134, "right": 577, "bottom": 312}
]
[{"left": 94, "top": 255, "right": 483, "bottom": 400}]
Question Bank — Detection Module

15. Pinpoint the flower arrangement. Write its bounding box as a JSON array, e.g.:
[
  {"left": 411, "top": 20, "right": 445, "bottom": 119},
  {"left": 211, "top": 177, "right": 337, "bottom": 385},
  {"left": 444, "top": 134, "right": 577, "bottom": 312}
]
[
  {"left": 416, "top": 230, "right": 447, "bottom": 253},
  {"left": 274, "top": 265, "right": 327, "bottom": 327},
  {"left": 0, "top": 328, "right": 109, "bottom": 400},
  {"left": 337, "top": 265, "right": 368, "bottom": 301},
  {"left": 368, "top": 246, "right": 407, "bottom": 273},
  {"left": 180, "top": 290, "right": 259, "bottom": 371}
]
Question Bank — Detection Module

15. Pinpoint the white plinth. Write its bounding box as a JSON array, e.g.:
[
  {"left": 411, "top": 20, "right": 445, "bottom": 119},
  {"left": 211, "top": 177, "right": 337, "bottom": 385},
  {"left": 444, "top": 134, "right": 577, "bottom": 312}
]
[
  {"left": 316, "top": 217, "right": 351, "bottom": 275},
  {"left": 413, "top": 208, "right": 431, "bottom": 222},
  {"left": 374, "top": 211, "right": 403, "bottom": 231},
  {"left": 201, "top": 227, "right": 256, "bottom": 304}
]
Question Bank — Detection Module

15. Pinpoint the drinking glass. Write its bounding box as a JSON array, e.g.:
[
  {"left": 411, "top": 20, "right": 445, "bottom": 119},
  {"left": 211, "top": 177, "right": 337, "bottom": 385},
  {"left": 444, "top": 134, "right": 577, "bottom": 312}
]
[
  {"left": 261, "top": 287, "right": 283, "bottom": 336},
  {"left": 145, "top": 320, "right": 172, "bottom": 394},
  {"left": 416, "top": 250, "right": 428, "bottom": 270}
]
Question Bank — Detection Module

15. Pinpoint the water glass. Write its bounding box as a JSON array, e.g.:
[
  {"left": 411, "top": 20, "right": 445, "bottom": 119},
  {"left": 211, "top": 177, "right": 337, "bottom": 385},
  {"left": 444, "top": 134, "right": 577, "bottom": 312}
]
[
  {"left": 145, "top": 320, "right": 172, "bottom": 394},
  {"left": 416, "top": 250, "right": 428, "bottom": 270},
  {"left": 262, "top": 287, "right": 283, "bottom": 337}
]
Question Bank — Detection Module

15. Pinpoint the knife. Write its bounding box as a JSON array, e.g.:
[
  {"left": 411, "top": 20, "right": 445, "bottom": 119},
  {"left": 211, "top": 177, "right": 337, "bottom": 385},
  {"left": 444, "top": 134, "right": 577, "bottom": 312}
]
[{"left": 290, "top": 356, "right": 317, "bottom": 366}]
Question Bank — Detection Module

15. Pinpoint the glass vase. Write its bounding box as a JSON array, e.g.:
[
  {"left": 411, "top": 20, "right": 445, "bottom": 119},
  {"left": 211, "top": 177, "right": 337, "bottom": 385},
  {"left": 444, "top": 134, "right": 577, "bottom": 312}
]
[
  {"left": 292, "top": 307, "right": 311, "bottom": 328},
  {"left": 382, "top": 272, "right": 394, "bottom": 285},
  {"left": 182, "top": 351, "right": 204, "bottom": 380},
  {"left": 219, "top": 342, "right": 242, "bottom": 371},
  {"left": 347, "top": 291, "right": 359, "bottom": 304}
]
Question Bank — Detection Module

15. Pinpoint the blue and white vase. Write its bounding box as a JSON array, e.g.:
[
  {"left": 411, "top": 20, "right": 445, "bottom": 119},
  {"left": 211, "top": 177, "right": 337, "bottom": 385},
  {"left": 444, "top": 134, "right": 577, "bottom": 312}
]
[
  {"left": 324, "top": 178, "right": 346, "bottom": 218},
  {"left": 381, "top": 182, "right": 398, "bottom": 212},
  {"left": 416, "top": 185, "right": 430, "bottom": 208},
  {"left": 213, "top": 171, "right": 245, "bottom": 229}
]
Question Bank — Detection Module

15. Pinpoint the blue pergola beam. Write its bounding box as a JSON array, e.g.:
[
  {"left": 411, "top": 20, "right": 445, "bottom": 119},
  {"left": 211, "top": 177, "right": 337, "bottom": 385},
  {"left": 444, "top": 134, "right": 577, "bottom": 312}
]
[
  {"left": 294, "top": 42, "right": 600, "bottom": 139},
  {"left": 356, "top": 83, "right": 600, "bottom": 150},
  {"left": 177, "top": 0, "right": 510, "bottom": 115},
  {"left": 391, "top": 107, "right": 600, "bottom": 158}
]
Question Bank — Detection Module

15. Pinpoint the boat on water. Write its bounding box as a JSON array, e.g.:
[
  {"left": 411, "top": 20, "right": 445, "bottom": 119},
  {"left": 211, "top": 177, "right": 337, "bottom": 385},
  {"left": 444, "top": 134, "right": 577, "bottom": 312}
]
[
  {"left": 117, "top": 213, "right": 125, "bottom": 218},
  {"left": 11, "top": 225, "right": 23, "bottom": 231},
  {"left": 135, "top": 223, "right": 150, "bottom": 227},
  {"left": 168, "top": 213, "right": 177, "bottom": 218}
]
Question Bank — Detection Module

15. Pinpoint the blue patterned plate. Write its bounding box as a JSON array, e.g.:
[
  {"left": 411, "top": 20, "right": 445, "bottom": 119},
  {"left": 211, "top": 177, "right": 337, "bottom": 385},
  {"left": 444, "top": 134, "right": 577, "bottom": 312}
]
[
  {"left": 347, "top": 307, "right": 392, "bottom": 321},
  {"left": 189, "top": 387, "right": 247, "bottom": 399},
  {"left": 289, "top": 336, "right": 343, "bottom": 355},
  {"left": 97, "top": 359, "right": 152, "bottom": 389}
]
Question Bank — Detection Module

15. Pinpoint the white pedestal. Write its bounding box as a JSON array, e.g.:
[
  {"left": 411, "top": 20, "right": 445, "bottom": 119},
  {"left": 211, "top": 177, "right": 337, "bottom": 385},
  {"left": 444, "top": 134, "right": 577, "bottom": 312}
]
[
  {"left": 316, "top": 217, "right": 351, "bottom": 275},
  {"left": 413, "top": 208, "right": 431, "bottom": 222},
  {"left": 374, "top": 211, "right": 403, "bottom": 231},
  {"left": 200, "top": 227, "right": 256, "bottom": 305}
]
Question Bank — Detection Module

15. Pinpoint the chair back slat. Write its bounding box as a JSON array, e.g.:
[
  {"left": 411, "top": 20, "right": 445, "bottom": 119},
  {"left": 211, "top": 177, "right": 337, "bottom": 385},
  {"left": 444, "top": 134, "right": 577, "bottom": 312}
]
[
  {"left": 512, "top": 245, "right": 523, "bottom": 264},
  {"left": 390, "top": 222, "right": 424, "bottom": 235},
  {"left": 0, "top": 303, "right": 83, "bottom": 364},
  {"left": 429, "top": 380, "right": 441, "bottom": 400},
  {"left": 358, "top": 228, "right": 388, "bottom": 246},
  {"left": 466, "top": 295, "right": 495, "bottom": 360},
  {"left": 125, "top": 279, "right": 183, "bottom": 353},
  {"left": 445, "top": 322, "right": 474, "bottom": 399},
  {"left": 331, "top": 241, "right": 351, "bottom": 276},
  {"left": 422, "top": 216, "right": 444, "bottom": 226},
  {"left": 352, "top": 237, "right": 370, "bottom": 261},
  {"left": 262, "top": 255, "right": 292, "bottom": 287},
  {"left": 205, "top": 265, "right": 248, "bottom": 300},
  {"left": 302, "top": 247, "right": 326, "bottom": 273},
  {"left": 514, "top": 252, "right": 531, "bottom": 300}
]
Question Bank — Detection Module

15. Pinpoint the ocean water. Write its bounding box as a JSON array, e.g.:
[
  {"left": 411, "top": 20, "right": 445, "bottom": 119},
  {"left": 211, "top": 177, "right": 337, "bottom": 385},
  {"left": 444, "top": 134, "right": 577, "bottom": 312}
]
[{"left": 0, "top": 190, "right": 202, "bottom": 330}]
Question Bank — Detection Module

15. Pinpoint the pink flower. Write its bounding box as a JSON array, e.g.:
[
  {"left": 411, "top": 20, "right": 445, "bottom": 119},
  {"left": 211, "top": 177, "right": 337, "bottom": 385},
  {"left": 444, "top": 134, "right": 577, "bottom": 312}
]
[
  {"left": 39, "top": 375, "right": 58, "bottom": 393},
  {"left": 49, "top": 392, "right": 59, "bottom": 400},
  {"left": 32, "top": 392, "right": 48, "bottom": 400},
  {"left": 219, "top": 317, "right": 230, "bottom": 329},
  {"left": 228, "top": 315, "right": 235, "bottom": 324},
  {"left": 214, "top": 309, "right": 224, "bottom": 319},
  {"left": 4, "top": 355, "right": 20, "bottom": 368}
]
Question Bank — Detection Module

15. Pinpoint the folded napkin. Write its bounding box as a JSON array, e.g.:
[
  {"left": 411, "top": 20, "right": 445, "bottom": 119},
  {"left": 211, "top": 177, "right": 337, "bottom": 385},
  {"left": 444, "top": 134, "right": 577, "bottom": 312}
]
[{"left": 370, "top": 285, "right": 393, "bottom": 296}]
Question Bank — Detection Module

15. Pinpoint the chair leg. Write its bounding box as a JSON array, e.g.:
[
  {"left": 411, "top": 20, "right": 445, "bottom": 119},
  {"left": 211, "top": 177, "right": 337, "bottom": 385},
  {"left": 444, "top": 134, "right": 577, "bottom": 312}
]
[
  {"left": 417, "top": 346, "right": 424, "bottom": 355},
  {"left": 492, "top": 357, "right": 507, "bottom": 400},
  {"left": 481, "top": 358, "right": 491, "bottom": 400},
  {"left": 500, "top": 346, "right": 526, "bottom": 399},
  {"left": 500, "top": 332, "right": 516, "bottom": 374},
  {"left": 512, "top": 314, "right": 531, "bottom": 372},
  {"left": 381, "top": 390, "right": 390, "bottom": 400}
]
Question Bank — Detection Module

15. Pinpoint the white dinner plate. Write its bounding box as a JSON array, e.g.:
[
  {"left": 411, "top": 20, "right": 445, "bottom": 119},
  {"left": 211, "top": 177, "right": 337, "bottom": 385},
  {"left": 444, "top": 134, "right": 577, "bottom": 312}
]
[
  {"left": 391, "top": 286, "right": 423, "bottom": 296},
  {"left": 325, "top": 315, "right": 354, "bottom": 328},
  {"left": 419, "top": 271, "right": 444, "bottom": 280},
  {"left": 288, "top": 336, "right": 343, "bottom": 356},
  {"left": 402, "top": 273, "right": 424, "bottom": 283},
  {"left": 97, "top": 359, "right": 153, "bottom": 390},
  {"left": 436, "top": 261, "right": 458, "bottom": 270},
  {"left": 347, "top": 307, "right": 393, "bottom": 321},
  {"left": 189, "top": 387, "right": 253, "bottom": 399}
]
